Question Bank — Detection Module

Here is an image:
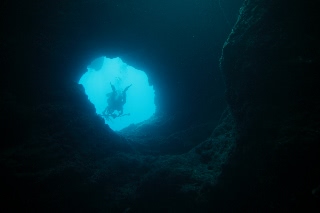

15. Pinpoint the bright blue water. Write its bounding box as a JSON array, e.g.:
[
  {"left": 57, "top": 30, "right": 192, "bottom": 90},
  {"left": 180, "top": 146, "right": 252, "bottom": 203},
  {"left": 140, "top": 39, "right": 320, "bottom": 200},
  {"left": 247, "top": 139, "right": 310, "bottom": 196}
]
[{"left": 79, "top": 57, "right": 156, "bottom": 131}]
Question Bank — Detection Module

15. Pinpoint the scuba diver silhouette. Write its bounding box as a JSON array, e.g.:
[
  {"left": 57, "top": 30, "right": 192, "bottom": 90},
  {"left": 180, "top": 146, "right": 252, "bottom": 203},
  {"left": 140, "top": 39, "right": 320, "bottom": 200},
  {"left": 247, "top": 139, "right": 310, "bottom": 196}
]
[{"left": 102, "top": 83, "right": 132, "bottom": 119}]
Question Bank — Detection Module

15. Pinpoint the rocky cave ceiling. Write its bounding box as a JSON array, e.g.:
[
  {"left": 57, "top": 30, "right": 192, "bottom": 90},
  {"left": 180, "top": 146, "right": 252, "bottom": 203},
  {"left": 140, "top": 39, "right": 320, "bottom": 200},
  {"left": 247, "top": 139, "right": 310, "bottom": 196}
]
[{"left": 2, "top": 0, "right": 244, "bottom": 121}]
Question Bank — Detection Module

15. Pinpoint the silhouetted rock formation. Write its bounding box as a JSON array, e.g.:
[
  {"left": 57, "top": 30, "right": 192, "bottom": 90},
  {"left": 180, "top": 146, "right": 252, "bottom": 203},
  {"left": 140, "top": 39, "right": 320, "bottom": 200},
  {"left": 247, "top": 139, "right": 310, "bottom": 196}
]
[{"left": 1, "top": 0, "right": 319, "bottom": 212}]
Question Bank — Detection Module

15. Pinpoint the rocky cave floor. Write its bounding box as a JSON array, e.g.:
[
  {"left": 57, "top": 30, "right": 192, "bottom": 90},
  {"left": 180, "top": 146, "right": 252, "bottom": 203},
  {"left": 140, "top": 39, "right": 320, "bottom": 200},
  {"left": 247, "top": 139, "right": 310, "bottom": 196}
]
[
  {"left": 1, "top": 83, "right": 238, "bottom": 212},
  {"left": 1, "top": 82, "right": 320, "bottom": 212}
]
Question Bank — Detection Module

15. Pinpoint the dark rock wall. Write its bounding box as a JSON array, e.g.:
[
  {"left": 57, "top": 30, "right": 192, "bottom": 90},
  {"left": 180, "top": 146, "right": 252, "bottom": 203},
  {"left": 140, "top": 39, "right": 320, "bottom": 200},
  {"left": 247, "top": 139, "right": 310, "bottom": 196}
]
[
  {"left": 221, "top": 0, "right": 320, "bottom": 137},
  {"left": 1, "top": 0, "right": 319, "bottom": 212},
  {"left": 219, "top": 0, "right": 320, "bottom": 211}
]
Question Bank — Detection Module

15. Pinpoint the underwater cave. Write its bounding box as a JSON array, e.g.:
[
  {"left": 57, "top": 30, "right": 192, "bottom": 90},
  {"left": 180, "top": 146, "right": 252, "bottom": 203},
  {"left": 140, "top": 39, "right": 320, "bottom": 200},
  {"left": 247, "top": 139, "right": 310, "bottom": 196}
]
[{"left": 1, "top": 0, "right": 320, "bottom": 212}]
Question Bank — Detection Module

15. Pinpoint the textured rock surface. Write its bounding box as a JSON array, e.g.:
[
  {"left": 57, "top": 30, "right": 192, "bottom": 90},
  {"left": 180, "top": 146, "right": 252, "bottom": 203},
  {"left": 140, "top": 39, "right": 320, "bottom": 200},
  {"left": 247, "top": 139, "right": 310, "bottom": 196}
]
[
  {"left": 219, "top": 0, "right": 320, "bottom": 211},
  {"left": 1, "top": 0, "right": 319, "bottom": 212}
]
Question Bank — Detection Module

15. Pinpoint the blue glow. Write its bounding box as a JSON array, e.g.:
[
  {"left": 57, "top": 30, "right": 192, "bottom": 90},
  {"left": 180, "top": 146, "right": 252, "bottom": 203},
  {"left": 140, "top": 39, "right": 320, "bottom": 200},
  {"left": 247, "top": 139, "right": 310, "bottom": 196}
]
[{"left": 79, "top": 57, "right": 156, "bottom": 131}]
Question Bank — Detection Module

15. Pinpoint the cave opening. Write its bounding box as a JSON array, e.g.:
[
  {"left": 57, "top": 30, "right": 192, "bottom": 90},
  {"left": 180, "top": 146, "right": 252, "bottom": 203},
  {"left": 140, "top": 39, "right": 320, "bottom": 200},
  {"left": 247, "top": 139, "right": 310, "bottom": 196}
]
[{"left": 79, "top": 56, "right": 156, "bottom": 131}]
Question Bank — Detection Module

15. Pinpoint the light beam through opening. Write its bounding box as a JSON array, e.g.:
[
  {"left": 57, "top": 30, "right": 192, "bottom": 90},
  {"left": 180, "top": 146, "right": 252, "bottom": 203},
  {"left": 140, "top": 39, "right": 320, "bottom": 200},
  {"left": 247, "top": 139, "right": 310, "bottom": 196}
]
[{"left": 79, "top": 57, "right": 156, "bottom": 131}]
